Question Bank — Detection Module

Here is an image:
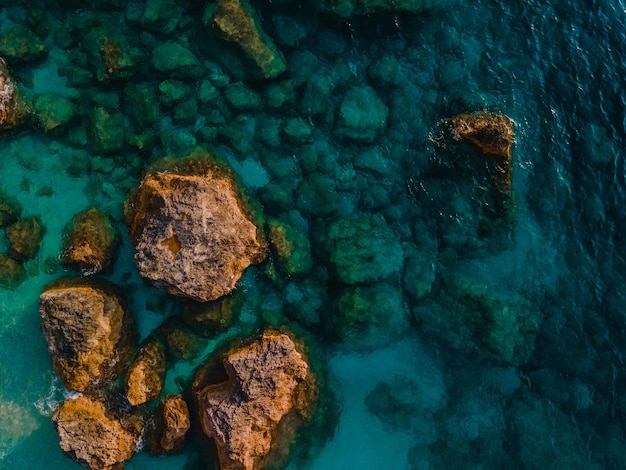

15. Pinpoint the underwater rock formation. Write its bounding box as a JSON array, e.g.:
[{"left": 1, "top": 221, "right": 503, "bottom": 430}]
[
  {"left": 39, "top": 278, "right": 137, "bottom": 392},
  {"left": 0, "top": 190, "right": 21, "bottom": 227},
  {"left": 195, "top": 330, "right": 316, "bottom": 470},
  {"left": 268, "top": 214, "right": 313, "bottom": 277},
  {"left": 125, "top": 151, "right": 267, "bottom": 302},
  {"left": 53, "top": 395, "right": 138, "bottom": 470},
  {"left": 124, "top": 339, "right": 167, "bottom": 407},
  {"left": 34, "top": 93, "right": 78, "bottom": 133},
  {"left": 0, "top": 57, "right": 28, "bottom": 132},
  {"left": 336, "top": 86, "right": 388, "bottom": 141},
  {"left": 206, "top": 0, "right": 286, "bottom": 79},
  {"left": 413, "top": 270, "right": 541, "bottom": 366},
  {"left": 325, "top": 212, "right": 404, "bottom": 284},
  {"left": 0, "top": 27, "right": 47, "bottom": 63},
  {"left": 61, "top": 207, "right": 120, "bottom": 275},
  {"left": 6, "top": 215, "right": 45, "bottom": 262},
  {"left": 83, "top": 27, "right": 138, "bottom": 82},
  {"left": 0, "top": 255, "right": 26, "bottom": 288}
]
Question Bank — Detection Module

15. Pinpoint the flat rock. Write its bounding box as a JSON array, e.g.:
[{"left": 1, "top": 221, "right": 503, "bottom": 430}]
[
  {"left": 39, "top": 278, "right": 137, "bottom": 392},
  {"left": 53, "top": 395, "right": 138, "bottom": 470},
  {"left": 196, "top": 330, "right": 316, "bottom": 470},
  {"left": 125, "top": 152, "right": 266, "bottom": 302}
]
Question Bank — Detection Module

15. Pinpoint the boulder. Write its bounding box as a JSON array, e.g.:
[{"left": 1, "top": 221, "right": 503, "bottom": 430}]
[
  {"left": 52, "top": 395, "right": 138, "bottom": 470},
  {"left": 39, "top": 278, "right": 137, "bottom": 392},
  {"left": 0, "top": 190, "right": 21, "bottom": 227},
  {"left": 195, "top": 330, "right": 316, "bottom": 470},
  {"left": 0, "top": 27, "right": 47, "bottom": 63},
  {"left": 155, "top": 316, "right": 205, "bottom": 360},
  {"left": 82, "top": 27, "right": 138, "bottom": 82},
  {"left": 0, "top": 255, "right": 26, "bottom": 288},
  {"left": 125, "top": 339, "right": 167, "bottom": 406},
  {"left": 325, "top": 212, "right": 403, "bottom": 284},
  {"left": 449, "top": 111, "right": 514, "bottom": 160},
  {"left": 34, "top": 93, "right": 78, "bottom": 132},
  {"left": 206, "top": 0, "right": 286, "bottom": 79},
  {"left": 267, "top": 214, "right": 313, "bottom": 277},
  {"left": 0, "top": 57, "right": 28, "bottom": 132},
  {"left": 6, "top": 216, "right": 45, "bottom": 262},
  {"left": 124, "top": 151, "right": 267, "bottom": 302},
  {"left": 61, "top": 207, "right": 120, "bottom": 275},
  {"left": 336, "top": 86, "right": 388, "bottom": 141},
  {"left": 151, "top": 41, "right": 203, "bottom": 79},
  {"left": 153, "top": 395, "right": 191, "bottom": 455}
]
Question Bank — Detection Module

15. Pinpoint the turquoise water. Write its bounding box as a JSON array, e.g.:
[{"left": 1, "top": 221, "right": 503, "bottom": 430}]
[{"left": 0, "top": 0, "right": 625, "bottom": 468}]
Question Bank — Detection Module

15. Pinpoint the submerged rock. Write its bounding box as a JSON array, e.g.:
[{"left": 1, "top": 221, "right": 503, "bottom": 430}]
[
  {"left": 0, "top": 255, "right": 26, "bottom": 289},
  {"left": 125, "top": 151, "right": 267, "bottom": 302},
  {"left": 0, "top": 57, "right": 28, "bottom": 132},
  {"left": 0, "top": 27, "right": 47, "bottom": 63},
  {"left": 125, "top": 338, "right": 167, "bottom": 406},
  {"left": 206, "top": 0, "right": 286, "bottom": 79},
  {"left": 267, "top": 214, "right": 313, "bottom": 277},
  {"left": 6, "top": 216, "right": 45, "bottom": 262},
  {"left": 39, "top": 278, "right": 137, "bottom": 392},
  {"left": 61, "top": 207, "right": 120, "bottom": 275},
  {"left": 195, "top": 330, "right": 317, "bottom": 470},
  {"left": 0, "top": 190, "right": 21, "bottom": 227},
  {"left": 53, "top": 395, "right": 138, "bottom": 470},
  {"left": 413, "top": 270, "right": 541, "bottom": 366},
  {"left": 336, "top": 86, "right": 388, "bottom": 141},
  {"left": 34, "top": 93, "right": 78, "bottom": 132},
  {"left": 83, "top": 27, "right": 138, "bottom": 82}
]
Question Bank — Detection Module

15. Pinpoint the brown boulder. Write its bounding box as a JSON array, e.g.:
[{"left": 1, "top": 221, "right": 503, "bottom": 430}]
[
  {"left": 39, "top": 278, "right": 137, "bottom": 392},
  {"left": 61, "top": 207, "right": 120, "bottom": 275},
  {"left": 125, "top": 152, "right": 266, "bottom": 302},
  {"left": 155, "top": 395, "right": 191, "bottom": 454},
  {"left": 124, "top": 339, "right": 167, "bottom": 406},
  {"left": 196, "top": 330, "right": 316, "bottom": 470},
  {"left": 52, "top": 395, "right": 138, "bottom": 470},
  {"left": 0, "top": 57, "right": 28, "bottom": 131},
  {"left": 449, "top": 111, "right": 514, "bottom": 160}
]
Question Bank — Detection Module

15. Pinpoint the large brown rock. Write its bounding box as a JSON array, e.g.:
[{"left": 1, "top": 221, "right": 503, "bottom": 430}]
[
  {"left": 61, "top": 207, "right": 120, "bottom": 275},
  {"left": 449, "top": 111, "right": 514, "bottom": 160},
  {"left": 52, "top": 395, "right": 138, "bottom": 470},
  {"left": 124, "top": 339, "right": 167, "bottom": 406},
  {"left": 196, "top": 330, "right": 316, "bottom": 470},
  {"left": 0, "top": 57, "right": 28, "bottom": 131},
  {"left": 125, "top": 152, "right": 266, "bottom": 302},
  {"left": 39, "top": 279, "right": 137, "bottom": 392},
  {"left": 158, "top": 395, "right": 191, "bottom": 454}
]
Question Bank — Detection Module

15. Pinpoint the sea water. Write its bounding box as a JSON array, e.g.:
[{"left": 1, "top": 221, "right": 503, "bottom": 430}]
[{"left": 0, "top": 0, "right": 625, "bottom": 468}]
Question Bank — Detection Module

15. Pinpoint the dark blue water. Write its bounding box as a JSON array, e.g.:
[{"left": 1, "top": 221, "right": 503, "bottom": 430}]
[{"left": 0, "top": 0, "right": 625, "bottom": 468}]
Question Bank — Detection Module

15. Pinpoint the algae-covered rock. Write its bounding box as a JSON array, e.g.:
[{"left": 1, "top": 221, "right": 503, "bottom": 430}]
[
  {"left": 413, "top": 270, "right": 541, "bottom": 366},
  {"left": 53, "top": 395, "right": 139, "bottom": 470},
  {"left": 195, "top": 330, "right": 317, "bottom": 470},
  {"left": 336, "top": 86, "right": 388, "bottom": 141},
  {"left": 34, "top": 93, "right": 77, "bottom": 132},
  {"left": 0, "top": 255, "right": 27, "bottom": 288},
  {"left": 0, "top": 27, "right": 47, "bottom": 63},
  {"left": 91, "top": 107, "right": 126, "bottom": 153},
  {"left": 0, "top": 191, "right": 21, "bottom": 227},
  {"left": 181, "top": 295, "right": 238, "bottom": 337},
  {"left": 206, "top": 0, "right": 286, "bottom": 79},
  {"left": 6, "top": 216, "right": 45, "bottom": 261},
  {"left": 125, "top": 150, "right": 267, "bottom": 302},
  {"left": 268, "top": 213, "right": 313, "bottom": 277},
  {"left": 125, "top": 338, "right": 167, "bottom": 406},
  {"left": 83, "top": 27, "right": 138, "bottom": 82},
  {"left": 151, "top": 41, "right": 203, "bottom": 79},
  {"left": 39, "top": 278, "right": 138, "bottom": 392},
  {"left": 61, "top": 207, "right": 120, "bottom": 275},
  {"left": 0, "top": 57, "right": 29, "bottom": 132},
  {"left": 156, "top": 316, "right": 205, "bottom": 360},
  {"left": 124, "top": 82, "right": 160, "bottom": 129},
  {"left": 326, "top": 212, "right": 404, "bottom": 284}
]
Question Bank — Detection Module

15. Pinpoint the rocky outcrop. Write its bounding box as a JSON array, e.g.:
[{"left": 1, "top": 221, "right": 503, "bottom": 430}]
[
  {"left": 125, "top": 339, "right": 167, "bottom": 406},
  {"left": 125, "top": 152, "right": 266, "bottom": 302},
  {"left": 206, "top": 0, "right": 286, "bottom": 79},
  {"left": 61, "top": 207, "right": 120, "bottom": 275},
  {"left": 450, "top": 111, "right": 514, "bottom": 160},
  {"left": 52, "top": 395, "right": 138, "bottom": 470},
  {"left": 0, "top": 57, "right": 28, "bottom": 131},
  {"left": 39, "top": 278, "right": 137, "bottom": 392},
  {"left": 196, "top": 330, "right": 316, "bottom": 470},
  {"left": 155, "top": 395, "right": 191, "bottom": 455}
]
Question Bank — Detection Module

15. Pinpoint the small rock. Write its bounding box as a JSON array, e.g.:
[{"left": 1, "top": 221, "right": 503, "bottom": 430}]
[
  {"left": 6, "top": 216, "right": 45, "bottom": 262},
  {"left": 153, "top": 395, "right": 191, "bottom": 455},
  {"left": 34, "top": 93, "right": 77, "bottom": 132},
  {"left": 336, "top": 86, "right": 388, "bottom": 141},
  {"left": 125, "top": 339, "right": 167, "bottom": 406},
  {"left": 0, "top": 255, "right": 26, "bottom": 289}
]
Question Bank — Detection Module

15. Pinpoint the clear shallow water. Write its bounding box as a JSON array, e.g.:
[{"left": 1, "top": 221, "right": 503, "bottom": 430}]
[{"left": 0, "top": 0, "right": 625, "bottom": 468}]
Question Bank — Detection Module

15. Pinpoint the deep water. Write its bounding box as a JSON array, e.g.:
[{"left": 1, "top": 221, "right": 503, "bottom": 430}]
[{"left": 0, "top": 0, "right": 626, "bottom": 468}]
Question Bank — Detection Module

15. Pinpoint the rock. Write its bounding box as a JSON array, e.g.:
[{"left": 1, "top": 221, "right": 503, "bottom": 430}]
[
  {"left": 0, "top": 27, "right": 47, "bottom": 63},
  {"left": 206, "top": 0, "right": 286, "bottom": 79},
  {"left": 413, "top": 270, "right": 541, "bottom": 366},
  {"left": 449, "top": 111, "right": 514, "bottom": 160},
  {"left": 6, "top": 216, "right": 45, "bottom": 262},
  {"left": 0, "top": 255, "right": 26, "bottom": 289},
  {"left": 153, "top": 395, "right": 191, "bottom": 455},
  {"left": 82, "top": 27, "right": 138, "bottom": 82},
  {"left": 151, "top": 41, "right": 203, "bottom": 79},
  {"left": 34, "top": 93, "right": 78, "bottom": 132},
  {"left": 181, "top": 296, "right": 238, "bottom": 337},
  {"left": 52, "top": 395, "right": 138, "bottom": 470},
  {"left": 325, "top": 212, "right": 404, "bottom": 284},
  {"left": 124, "top": 150, "right": 267, "bottom": 302},
  {"left": 155, "top": 316, "right": 205, "bottom": 360},
  {"left": 39, "top": 278, "right": 137, "bottom": 392},
  {"left": 91, "top": 107, "right": 126, "bottom": 153},
  {"left": 267, "top": 214, "right": 313, "bottom": 277},
  {"left": 0, "top": 57, "right": 28, "bottom": 132},
  {"left": 336, "top": 86, "right": 388, "bottom": 141},
  {"left": 61, "top": 208, "right": 120, "bottom": 275},
  {"left": 125, "top": 339, "right": 167, "bottom": 406},
  {"left": 195, "top": 330, "right": 316, "bottom": 470},
  {"left": 0, "top": 190, "right": 21, "bottom": 227}
]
